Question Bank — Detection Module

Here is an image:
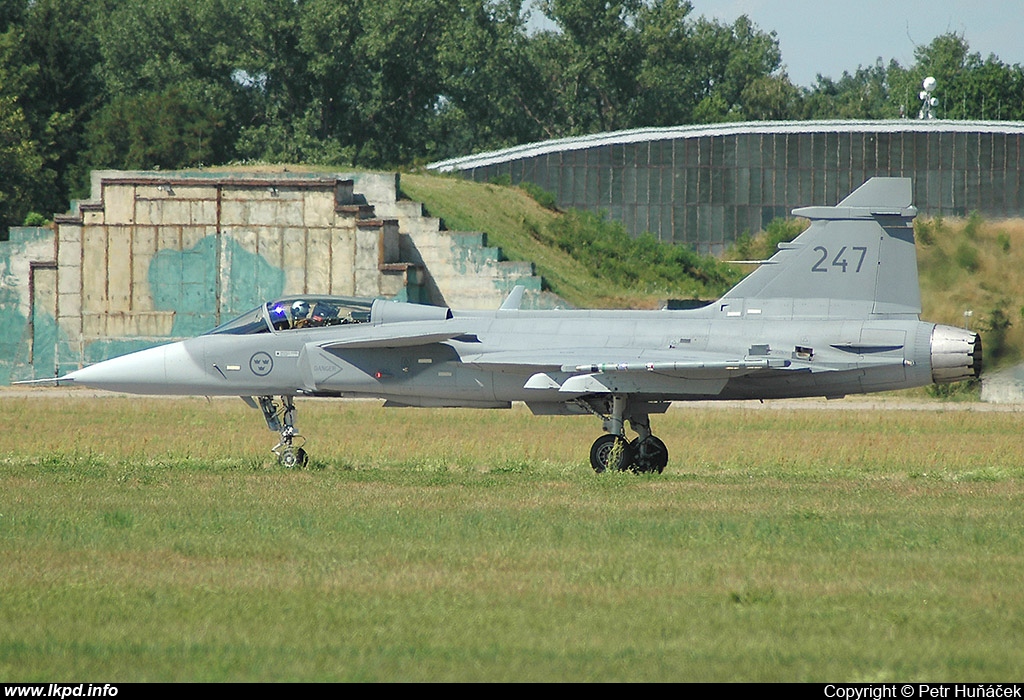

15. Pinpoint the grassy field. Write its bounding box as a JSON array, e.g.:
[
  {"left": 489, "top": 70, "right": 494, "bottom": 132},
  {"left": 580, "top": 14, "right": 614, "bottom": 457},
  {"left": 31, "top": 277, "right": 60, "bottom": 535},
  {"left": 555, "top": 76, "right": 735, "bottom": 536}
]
[{"left": 2, "top": 392, "right": 1023, "bottom": 681}]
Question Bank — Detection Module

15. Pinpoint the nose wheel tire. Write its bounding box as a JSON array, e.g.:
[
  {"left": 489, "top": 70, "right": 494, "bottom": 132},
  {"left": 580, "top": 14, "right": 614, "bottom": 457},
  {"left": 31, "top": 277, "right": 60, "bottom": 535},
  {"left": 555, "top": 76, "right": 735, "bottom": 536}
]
[
  {"left": 278, "top": 446, "right": 308, "bottom": 468},
  {"left": 590, "top": 434, "right": 634, "bottom": 472}
]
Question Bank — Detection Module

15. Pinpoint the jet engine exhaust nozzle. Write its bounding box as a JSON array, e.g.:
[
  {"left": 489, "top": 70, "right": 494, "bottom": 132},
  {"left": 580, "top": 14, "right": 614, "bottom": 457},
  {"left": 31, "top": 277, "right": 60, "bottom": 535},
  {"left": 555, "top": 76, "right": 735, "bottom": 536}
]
[{"left": 930, "top": 325, "right": 982, "bottom": 383}]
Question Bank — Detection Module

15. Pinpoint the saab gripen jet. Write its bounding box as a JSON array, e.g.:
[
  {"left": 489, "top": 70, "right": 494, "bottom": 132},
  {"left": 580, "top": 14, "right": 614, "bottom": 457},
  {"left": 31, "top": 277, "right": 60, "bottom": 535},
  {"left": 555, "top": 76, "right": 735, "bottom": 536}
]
[{"left": 29, "top": 178, "right": 982, "bottom": 472}]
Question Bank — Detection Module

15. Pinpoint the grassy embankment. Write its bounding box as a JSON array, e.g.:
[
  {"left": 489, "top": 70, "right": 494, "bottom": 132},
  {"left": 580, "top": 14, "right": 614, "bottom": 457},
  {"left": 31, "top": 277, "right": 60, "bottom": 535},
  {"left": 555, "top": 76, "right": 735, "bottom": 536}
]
[
  {"left": 915, "top": 213, "right": 1024, "bottom": 367},
  {"left": 2, "top": 395, "right": 1023, "bottom": 681},
  {"left": 400, "top": 172, "right": 742, "bottom": 309}
]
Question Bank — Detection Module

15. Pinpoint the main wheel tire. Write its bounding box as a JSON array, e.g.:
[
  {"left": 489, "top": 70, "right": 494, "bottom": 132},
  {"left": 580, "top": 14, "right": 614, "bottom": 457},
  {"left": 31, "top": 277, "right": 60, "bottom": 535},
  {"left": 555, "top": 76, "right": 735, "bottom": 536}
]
[
  {"left": 630, "top": 436, "right": 668, "bottom": 473},
  {"left": 590, "top": 434, "right": 633, "bottom": 473}
]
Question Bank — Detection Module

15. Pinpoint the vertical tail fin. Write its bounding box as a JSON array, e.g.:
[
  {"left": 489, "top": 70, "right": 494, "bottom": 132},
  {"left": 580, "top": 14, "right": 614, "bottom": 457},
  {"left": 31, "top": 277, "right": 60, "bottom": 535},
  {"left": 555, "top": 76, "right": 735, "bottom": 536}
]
[{"left": 720, "top": 177, "right": 921, "bottom": 318}]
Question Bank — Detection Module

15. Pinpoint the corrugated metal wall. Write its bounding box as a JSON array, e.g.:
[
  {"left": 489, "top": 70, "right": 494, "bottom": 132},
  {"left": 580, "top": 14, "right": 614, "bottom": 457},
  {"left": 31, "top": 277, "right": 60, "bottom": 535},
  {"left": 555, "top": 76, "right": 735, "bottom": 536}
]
[{"left": 449, "top": 122, "right": 1024, "bottom": 255}]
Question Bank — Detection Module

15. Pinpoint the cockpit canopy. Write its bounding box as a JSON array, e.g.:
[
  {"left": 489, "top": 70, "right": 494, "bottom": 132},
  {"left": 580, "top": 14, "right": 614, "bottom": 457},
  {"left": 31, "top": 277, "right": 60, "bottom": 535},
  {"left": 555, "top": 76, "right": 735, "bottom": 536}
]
[{"left": 207, "top": 296, "right": 373, "bottom": 335}]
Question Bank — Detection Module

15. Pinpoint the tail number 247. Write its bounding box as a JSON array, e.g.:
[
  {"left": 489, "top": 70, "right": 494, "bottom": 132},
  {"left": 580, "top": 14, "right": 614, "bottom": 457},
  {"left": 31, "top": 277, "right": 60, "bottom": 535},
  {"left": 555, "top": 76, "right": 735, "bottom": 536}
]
[{"left": 811, "top": 245, "right": 868, "bottom": 273}]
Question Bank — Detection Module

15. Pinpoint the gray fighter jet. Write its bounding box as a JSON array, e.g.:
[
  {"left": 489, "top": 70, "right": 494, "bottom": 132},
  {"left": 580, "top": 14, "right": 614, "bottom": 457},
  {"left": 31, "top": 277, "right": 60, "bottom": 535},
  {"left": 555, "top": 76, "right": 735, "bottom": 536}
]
[{"left": 36, "top": 178, "right": 982, "bottom": 472}]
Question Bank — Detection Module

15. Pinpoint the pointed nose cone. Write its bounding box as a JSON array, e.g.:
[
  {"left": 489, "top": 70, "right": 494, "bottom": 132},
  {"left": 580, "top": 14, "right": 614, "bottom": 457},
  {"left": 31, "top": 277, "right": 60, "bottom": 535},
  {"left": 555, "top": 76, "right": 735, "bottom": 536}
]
[{"left": 65, "top": 341, "right": 210, "bottom": 394}]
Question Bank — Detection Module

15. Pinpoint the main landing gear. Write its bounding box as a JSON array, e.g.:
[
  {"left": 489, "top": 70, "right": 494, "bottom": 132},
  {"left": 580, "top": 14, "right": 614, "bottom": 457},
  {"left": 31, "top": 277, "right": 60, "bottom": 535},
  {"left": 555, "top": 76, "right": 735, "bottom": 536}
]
[
  {"left": 257, "top": 395, "right": 308, "bottom": 467},
  {"left": 582, "top": 395, "right": 669, "bottom": 474}
]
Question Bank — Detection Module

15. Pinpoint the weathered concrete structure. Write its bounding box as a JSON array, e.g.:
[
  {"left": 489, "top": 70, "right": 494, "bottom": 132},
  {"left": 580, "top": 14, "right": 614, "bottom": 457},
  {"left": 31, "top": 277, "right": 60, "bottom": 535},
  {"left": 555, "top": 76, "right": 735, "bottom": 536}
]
[
  {"left": 1, "top": 170, "right": 550, "bottom": 383},
  {"left": 430, "top": 119, "right": 1024, "bottom": 254}
]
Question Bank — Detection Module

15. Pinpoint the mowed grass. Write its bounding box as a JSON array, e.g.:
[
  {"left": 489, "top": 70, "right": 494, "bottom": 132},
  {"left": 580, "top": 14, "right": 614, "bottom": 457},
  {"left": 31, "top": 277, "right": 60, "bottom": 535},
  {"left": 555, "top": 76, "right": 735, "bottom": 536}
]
[{"left": 2, "top": 393, "right": 1023, "bottom": 681}]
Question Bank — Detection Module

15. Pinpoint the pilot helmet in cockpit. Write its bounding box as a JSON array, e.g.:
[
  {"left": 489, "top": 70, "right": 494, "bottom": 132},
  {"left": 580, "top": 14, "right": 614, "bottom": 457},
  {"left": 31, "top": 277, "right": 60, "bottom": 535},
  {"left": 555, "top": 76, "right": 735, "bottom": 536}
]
[{"left": 291, "top": 300, "right": 310, "bottom": 320}]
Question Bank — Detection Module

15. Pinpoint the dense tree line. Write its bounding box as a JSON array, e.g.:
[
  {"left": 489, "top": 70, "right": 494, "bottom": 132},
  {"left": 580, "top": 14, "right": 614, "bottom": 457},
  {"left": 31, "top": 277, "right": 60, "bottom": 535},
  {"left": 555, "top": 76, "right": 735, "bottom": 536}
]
[{"left": 2, "top": 0, "right": 1023, "bottom": 229}]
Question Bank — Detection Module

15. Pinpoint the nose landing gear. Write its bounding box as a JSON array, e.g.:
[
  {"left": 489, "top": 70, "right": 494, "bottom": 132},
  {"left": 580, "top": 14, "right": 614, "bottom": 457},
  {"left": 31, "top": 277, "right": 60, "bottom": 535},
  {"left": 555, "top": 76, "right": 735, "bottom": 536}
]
[{"left": 256, "top": 395, "right": 308, "bottom": 468}]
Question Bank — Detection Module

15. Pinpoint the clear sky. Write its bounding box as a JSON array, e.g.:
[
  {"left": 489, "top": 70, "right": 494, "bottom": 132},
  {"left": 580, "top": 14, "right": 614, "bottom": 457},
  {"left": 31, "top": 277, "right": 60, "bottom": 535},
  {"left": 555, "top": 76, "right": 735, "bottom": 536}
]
[{"left": 690, "top": 0, "right": 1024, "bottom": 87}]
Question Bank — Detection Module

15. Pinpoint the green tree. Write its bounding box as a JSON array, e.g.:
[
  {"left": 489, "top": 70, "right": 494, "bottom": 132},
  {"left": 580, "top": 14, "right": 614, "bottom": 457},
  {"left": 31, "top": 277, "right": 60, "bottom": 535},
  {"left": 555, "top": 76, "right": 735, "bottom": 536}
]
[
  {"left": 0, "top": 0, "right": 25, "bottom": 29},
  {"left": 429, "top": 0, "right": 550, "bottom": 158},
  {"left": 231, "top": 0, "right": 320, "bottom": 162},
  {"left": 627, "top": 0, "right": 697, "bottom": 125},
  {"left": 269, "top": 0, "right": 462, "bottom": 166},
  {"left": 0, "top": 10, "right": 54, "bottom": 229},
  {"left": 0, "top": 93, "right": 51, "bottom": 231},
  {"left": 84, "top": 0, "right": 254, "bottom": 171},
  {"left": 86, "top": 88, "right": 226, "bottom": 170},
  {"left": 534, "top": 1, "right": 791, "bottom": 132},
  {"left": 822, "top": 33, "right": 1024, "bottom": 122},
  {"left": 233, "top": 0, "right": 360, "bottom": 163},
  {"left": 534, "top": 0, "right": 647, "bottom": 134},
  {"left": 801, "top": 61, "right": 899, "bottom": 119},
  {"left": 687, "top": 14, "right": 792, "bottom": 123},
  {"left": 0, "top": 0, "right": 107, "bottom": 216}
]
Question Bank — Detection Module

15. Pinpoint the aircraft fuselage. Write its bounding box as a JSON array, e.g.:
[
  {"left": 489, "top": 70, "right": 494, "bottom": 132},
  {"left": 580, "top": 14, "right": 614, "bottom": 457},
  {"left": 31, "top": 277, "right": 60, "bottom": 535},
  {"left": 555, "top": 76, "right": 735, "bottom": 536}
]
[{"left": 67, "top": 307, "right": 967, "bottom": 405}]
